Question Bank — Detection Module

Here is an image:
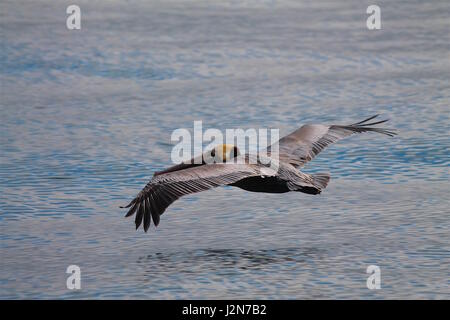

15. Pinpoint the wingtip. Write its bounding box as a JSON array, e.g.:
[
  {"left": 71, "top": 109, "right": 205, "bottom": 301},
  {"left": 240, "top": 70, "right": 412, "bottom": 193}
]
[
  {"left": 351, "top": 114, "right": 379, "bottom": 125},
  {"left": 348, "top": 115, "right": 397, "bottom": 137},
  {"left": 120, "top": 199, "right": 135, "bottom": 209},
  {"left": 388, "top": 130, "right": 398, "bottom": 137}
]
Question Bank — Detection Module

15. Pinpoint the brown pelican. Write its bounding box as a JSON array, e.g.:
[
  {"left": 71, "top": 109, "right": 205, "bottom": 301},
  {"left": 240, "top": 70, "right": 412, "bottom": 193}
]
[{"left": 122, "top": 115, "right": 396, "bottom": 232}]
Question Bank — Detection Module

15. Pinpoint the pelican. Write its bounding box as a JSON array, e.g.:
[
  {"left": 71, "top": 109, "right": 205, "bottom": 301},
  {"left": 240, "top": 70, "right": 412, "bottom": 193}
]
[{"left": 122, "top": 115, "right": 396, "bottom": 232}]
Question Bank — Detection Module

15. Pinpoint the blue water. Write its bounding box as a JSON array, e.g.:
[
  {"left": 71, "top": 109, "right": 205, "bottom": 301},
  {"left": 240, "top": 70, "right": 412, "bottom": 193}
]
[{"left": 0, "top": 0, "right": 449, "bottom": 299}]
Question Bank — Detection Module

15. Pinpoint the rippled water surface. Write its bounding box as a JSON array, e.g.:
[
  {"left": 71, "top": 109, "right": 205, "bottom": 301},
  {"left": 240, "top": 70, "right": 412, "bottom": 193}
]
[{"left": 1, "top": 0, "right": 449, "bottom": 299}]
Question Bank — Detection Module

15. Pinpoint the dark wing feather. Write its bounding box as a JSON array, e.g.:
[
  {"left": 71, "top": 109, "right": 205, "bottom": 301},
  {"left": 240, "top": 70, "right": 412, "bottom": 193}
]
[
  {"left": 270, "top": 115, "right": 396, "bottom": 168},
  {"left": 122, "top": 163, "right": 261, "bottom": 232},
  {"left": 135, "top": 202, "right": 144, "bottom": 230},
  {"left": 143, "top": 197, "right": 151, "bottom": 231}
]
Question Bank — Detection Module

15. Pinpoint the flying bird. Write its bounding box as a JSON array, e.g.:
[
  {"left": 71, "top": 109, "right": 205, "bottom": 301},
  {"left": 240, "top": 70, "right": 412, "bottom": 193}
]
[{"left": 121, "top": 115, "right": 396, "bottom": 232}]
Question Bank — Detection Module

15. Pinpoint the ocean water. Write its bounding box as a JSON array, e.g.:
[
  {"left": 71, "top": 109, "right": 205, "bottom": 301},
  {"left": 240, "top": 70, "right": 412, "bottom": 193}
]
[{"left": 0, "top": 0, "right": 449, "bottom": 299}]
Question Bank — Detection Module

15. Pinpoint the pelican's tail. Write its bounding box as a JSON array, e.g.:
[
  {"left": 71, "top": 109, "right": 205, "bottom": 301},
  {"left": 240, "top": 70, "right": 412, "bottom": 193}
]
[
  {"left": 311, "top": 173, "right": 331, "bottom": 191},
  {"left": 290, "top": 172, "right": 330, "bottom": 195}
]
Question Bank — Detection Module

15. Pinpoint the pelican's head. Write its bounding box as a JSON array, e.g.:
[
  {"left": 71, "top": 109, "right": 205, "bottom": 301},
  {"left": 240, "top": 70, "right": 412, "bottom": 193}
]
[{"left": 206, "top": 144, "right": 240, "bottom": 163}]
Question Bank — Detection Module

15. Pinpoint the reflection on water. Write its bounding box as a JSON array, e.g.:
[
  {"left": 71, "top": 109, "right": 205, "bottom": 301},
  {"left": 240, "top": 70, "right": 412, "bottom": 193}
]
[
  {"left": 137, "top": 247, "right": 324, "bottom": 273},
  {"left": 0, "top": 0, "right": 449, "bottom": 299}
]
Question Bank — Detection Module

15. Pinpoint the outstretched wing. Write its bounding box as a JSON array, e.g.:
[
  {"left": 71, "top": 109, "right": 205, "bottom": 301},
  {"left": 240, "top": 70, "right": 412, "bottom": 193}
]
[
  {"left": 270, "top": 115, "right": 396, "bottom": 168},
  {"left": 121, "top": 163, "right": 261, "bottom": 232}
]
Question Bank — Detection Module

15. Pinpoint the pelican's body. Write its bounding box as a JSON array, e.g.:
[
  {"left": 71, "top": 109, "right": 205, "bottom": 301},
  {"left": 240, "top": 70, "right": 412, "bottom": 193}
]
[
  {"left": 122, "top": 115, "right": 396, "bottom": 232},
  {"left": 232, "top": 176, "right": 291, "bottom": 193}
]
